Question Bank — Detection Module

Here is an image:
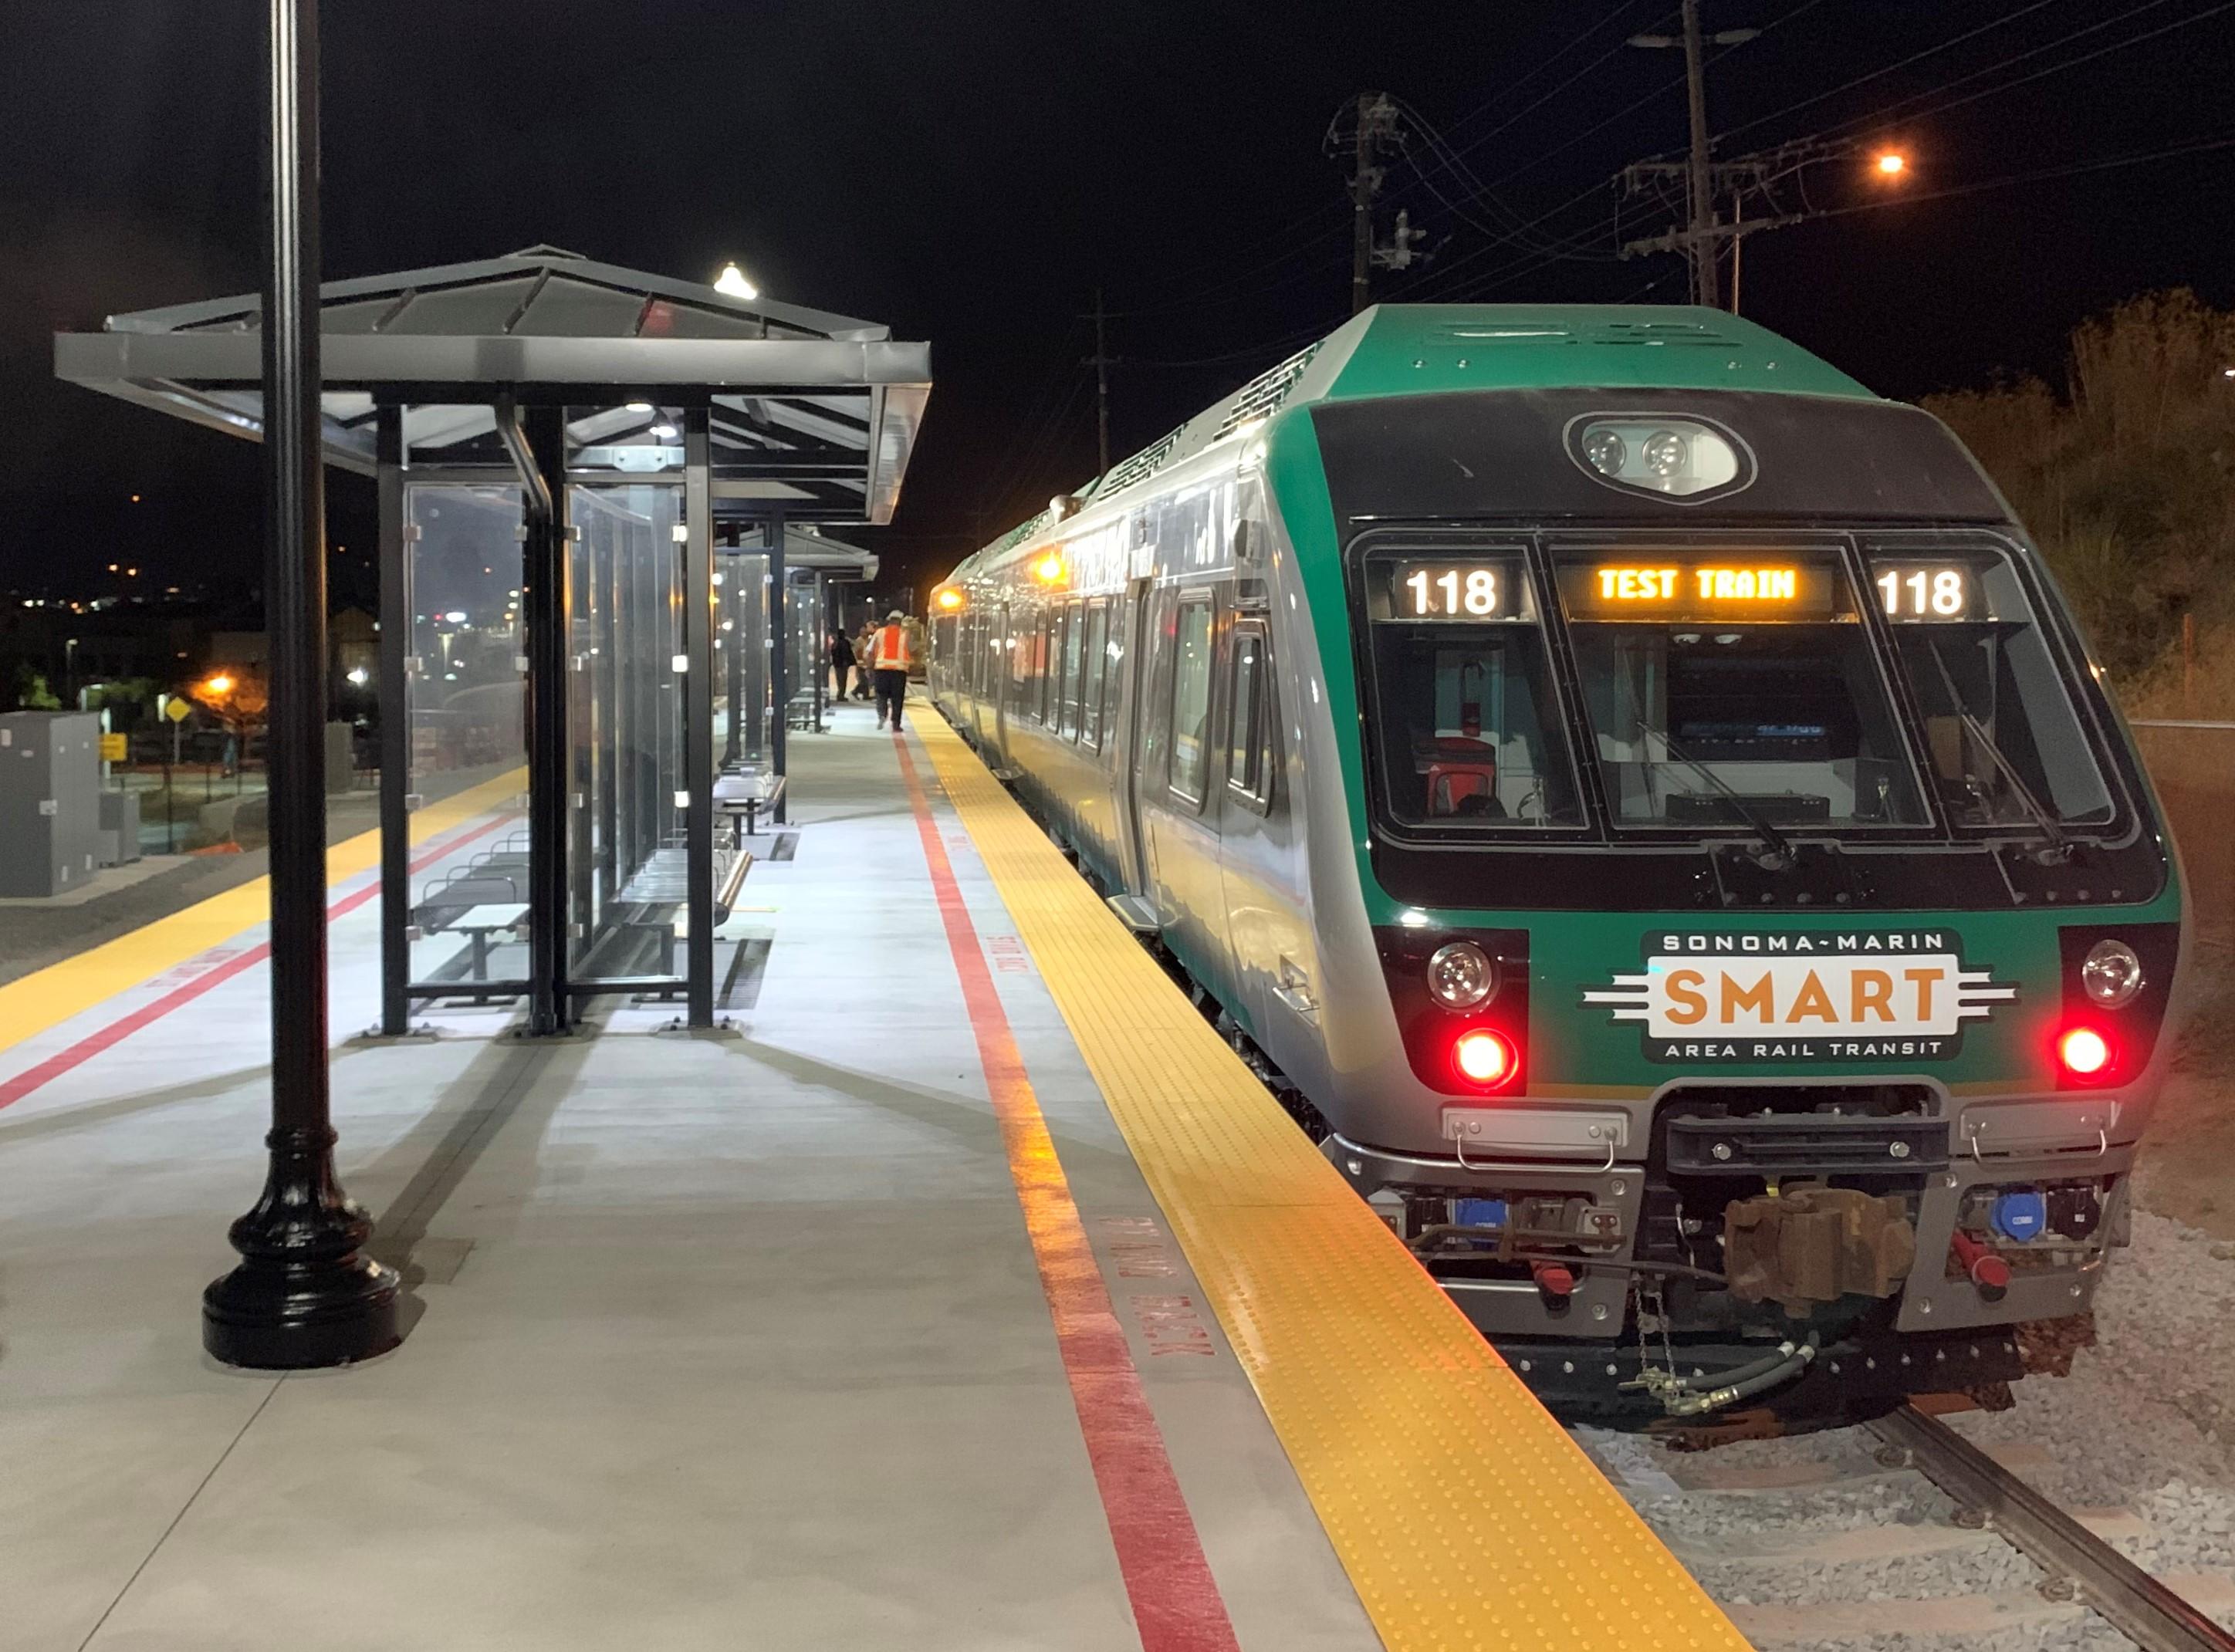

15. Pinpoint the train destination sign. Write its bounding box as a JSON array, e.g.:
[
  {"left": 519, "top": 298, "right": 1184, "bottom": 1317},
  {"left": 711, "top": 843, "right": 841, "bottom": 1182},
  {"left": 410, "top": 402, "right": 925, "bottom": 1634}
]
[
  {"left": 1582, "top": 929, "right": 2018, "bottom": 1063},
  {"left": 1557, "top": 559, "right": 1839, "bottom": 621}
]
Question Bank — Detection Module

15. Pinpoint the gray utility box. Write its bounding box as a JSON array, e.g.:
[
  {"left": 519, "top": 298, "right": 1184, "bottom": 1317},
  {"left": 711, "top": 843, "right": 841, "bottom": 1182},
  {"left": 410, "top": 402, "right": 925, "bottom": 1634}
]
[
  {"left": 0, "top": 711, "right": 103, "bottom": 896},
  {"left": 98, "top": 789, "right": 142, "bottom": 866}
]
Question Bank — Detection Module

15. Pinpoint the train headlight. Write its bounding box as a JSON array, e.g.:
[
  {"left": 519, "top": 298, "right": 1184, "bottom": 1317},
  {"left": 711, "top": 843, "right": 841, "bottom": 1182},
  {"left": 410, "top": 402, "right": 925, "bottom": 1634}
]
[
  {"left": 1642, "top": 429, "right": 1687, "bottom": 477},
  {"left": 2080, "top": 939, "right": 2145, "bottom": 1008},
  {"left": 1426, "top": 941, "right": 1496, "bottom": 1010},
  {"left": 1581, "top": 428, "right": 1626, "bottom": 477}
]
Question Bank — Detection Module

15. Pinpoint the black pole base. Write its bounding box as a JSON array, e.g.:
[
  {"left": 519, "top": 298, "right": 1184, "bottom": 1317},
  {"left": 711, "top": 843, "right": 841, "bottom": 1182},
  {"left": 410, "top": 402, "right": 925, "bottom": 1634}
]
[{"left": 201, "top": 1125, "right": 403, "bottom": 1370}]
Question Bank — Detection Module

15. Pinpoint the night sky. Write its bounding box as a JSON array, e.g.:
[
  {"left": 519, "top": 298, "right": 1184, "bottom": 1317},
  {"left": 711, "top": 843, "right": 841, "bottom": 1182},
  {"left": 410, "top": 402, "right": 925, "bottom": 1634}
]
[{"left": 3, "top": 0, "right": 2230, "bottom": 608}]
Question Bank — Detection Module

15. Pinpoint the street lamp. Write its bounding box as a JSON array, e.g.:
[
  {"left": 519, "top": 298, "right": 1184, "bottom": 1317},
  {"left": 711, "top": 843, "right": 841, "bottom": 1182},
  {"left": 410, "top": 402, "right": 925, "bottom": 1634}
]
[
  {"left": 1873, "top": 150, "right": 1909, "bottom": 179},
  {"left": 713, "top": 261, "right": 759, "bottom": 301}
]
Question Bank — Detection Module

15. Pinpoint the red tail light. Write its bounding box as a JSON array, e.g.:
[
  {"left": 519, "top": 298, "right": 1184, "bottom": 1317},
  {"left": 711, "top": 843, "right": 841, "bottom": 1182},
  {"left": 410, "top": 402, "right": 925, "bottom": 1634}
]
[
  {"left": 1453, "top": 1029, "right": 1518, "bottom": 1089},
  {"left": 2057, "top": 1025, "right": 2112, "bottom": 1079}
]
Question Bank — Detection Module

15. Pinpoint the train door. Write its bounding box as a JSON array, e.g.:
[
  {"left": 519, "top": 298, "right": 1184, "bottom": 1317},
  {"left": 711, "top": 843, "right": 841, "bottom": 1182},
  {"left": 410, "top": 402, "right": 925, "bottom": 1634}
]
[
  {"left": 1111, "top": 576, "right": 1156, "bottom": 897},
  {"left": 1217, "top": 613, "right": 1295, "bottom": 1043},
  {"left": 1141, "top": 584, "right": 1234, "bottom": 981},
  {"left": 989, "top": 601, "right": 1011, "bottom": 761}
]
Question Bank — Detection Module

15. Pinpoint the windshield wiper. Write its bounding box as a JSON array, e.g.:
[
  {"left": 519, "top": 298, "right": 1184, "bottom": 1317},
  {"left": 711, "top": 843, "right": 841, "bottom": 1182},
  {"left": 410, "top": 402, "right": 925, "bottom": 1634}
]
[
  {"left": 1957, "top": 711, "right": 2071, "bottom": 864},
  {"left": 1635, "top": 721, "right": 1796, "bottom": 870}
]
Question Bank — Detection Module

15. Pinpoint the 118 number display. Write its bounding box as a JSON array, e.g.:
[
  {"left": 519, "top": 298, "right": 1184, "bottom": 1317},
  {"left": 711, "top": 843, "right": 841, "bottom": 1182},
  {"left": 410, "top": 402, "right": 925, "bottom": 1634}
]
[
  {"left": 1875, "top": 565, "right": 1974, "bottom": 620},
  {"left": 1398, "top": 563, "right": 1506, "bottom": 620}
]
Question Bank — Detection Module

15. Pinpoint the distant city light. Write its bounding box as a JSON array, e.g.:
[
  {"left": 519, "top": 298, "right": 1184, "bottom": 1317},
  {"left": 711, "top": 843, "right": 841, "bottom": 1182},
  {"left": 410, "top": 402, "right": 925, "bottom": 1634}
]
[
  {"left": 1875, "top": 151, "right": 1907, "bottom": 177},
  {"left": 204, "top": 673, "right": 235, "bottom": 694},
  {"left": 129, "top": 493, "right": 141, "bottom": 504},
  {"left": 346, "top": 667, "right": 370, "bottom": 686},
  {"left": 713, "top": 262, "right": 759, "bottom": 301},
  {"left": 443, "top": 610, "right": 467, "bottom": 623}
]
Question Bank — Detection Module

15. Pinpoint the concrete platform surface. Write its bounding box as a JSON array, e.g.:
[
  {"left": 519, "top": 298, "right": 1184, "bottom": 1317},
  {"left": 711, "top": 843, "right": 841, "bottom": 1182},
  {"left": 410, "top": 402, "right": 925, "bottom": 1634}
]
[{"left": 0, "top": 708, "right": 1377, "bottom": 1651}]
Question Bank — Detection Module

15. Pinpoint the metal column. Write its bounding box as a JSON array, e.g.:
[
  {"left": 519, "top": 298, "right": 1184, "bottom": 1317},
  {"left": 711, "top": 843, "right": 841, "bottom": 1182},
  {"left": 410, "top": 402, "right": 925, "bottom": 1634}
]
[
  {"left": 722, "top": 528, "right": 743, "bottom": 770},
  {"left": 202, "top": 0, "right": 399, "bottom": 1369},
  {"left": 522, "top": 404, "right": 572, "bottom": 1035},
  {"left": 682, "top": 410, "right": 716, "bottom": 1026},
  {"left": 810, "top": 571, "right": 826, "bottom": 731},
  {"left": 766, "top": 510, "right": 787, "bottom": 823},
  {"left": 375, "top": 407, "right": 410, "bottom": 1035}
]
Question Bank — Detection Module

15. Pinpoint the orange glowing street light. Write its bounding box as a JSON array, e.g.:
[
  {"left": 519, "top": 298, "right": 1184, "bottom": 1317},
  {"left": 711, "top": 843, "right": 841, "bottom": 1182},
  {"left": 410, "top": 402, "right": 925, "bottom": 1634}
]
[
  {"left": 1874, "top": 150, "right": 1908, "bottom": 178},
  {"left": 204, "top": 673, "right": 235, "bottom": 695}
]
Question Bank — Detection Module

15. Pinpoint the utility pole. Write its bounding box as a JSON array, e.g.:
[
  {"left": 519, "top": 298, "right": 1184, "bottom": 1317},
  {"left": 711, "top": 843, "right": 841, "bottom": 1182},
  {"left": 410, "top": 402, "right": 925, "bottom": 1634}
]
[
  {"left": 1082, "top": 289, "right": 1116, "bottom": 477},
  {"left": 1679, "top": 0, "right": 1717, "bottom": 308},
  {"left": 1628, "top": 5, "right": 1757, "bottom": 307},
  {"left": 1618, "top": 137, "right": 1905, "bottom": 312},
  {"left": 1340, "top": 93, "right": 1400, "bottom": 314}
]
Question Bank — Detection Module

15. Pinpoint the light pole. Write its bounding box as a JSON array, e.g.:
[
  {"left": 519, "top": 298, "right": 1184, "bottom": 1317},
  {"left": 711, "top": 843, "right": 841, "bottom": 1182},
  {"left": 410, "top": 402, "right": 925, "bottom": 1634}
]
[{"left": 201, "top": 0, "right": 398, "bottom": 1370}]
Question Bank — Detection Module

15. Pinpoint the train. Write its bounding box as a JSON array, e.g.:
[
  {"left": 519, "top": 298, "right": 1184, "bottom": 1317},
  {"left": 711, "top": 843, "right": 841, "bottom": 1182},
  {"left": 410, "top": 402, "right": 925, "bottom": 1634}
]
[{"left": 927, "top": 304, "right": 2186, "bottom": 1422}]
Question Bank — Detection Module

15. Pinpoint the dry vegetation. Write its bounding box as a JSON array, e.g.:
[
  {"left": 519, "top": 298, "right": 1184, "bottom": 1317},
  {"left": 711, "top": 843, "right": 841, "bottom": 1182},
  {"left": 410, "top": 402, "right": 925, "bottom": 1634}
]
[{"left": 1920, "top": 289, "right": 2235, "bottom": 720}]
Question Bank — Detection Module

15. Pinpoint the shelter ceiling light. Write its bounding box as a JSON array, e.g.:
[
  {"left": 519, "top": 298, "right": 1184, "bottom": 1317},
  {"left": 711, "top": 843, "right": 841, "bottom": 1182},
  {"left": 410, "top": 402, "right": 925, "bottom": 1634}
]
[{"left": 713, "top": 262, "right": 759, "bottom": 301}]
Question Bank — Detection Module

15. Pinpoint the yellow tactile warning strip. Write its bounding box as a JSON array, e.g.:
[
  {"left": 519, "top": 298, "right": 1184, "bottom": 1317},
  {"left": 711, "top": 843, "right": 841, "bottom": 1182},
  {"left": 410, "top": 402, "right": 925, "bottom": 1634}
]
[
  {"left": 0, "top": 769, "right": 525, "bottom": 1060},
  {"left": 915, "top": 715, "right": 1749, "bottom": 1652}
]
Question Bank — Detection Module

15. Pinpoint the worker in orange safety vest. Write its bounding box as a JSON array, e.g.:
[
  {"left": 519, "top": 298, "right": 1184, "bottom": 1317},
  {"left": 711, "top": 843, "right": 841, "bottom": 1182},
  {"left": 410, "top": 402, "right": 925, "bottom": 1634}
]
[{"left": 870, "top": 610, "right": 912, "bottom": 731}]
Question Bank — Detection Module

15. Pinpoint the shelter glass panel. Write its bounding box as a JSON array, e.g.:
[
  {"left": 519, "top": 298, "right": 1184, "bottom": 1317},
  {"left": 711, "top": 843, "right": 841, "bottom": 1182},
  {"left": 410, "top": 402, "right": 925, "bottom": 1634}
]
[
  {"left": 723, "top": 552, "right": 771, "bottom": 766},
  {"left": 403, "top": 485, "right": 530, "bottom": 993},
  {"left": 568, "top": 484, "right": 687, "bottom": 983}
]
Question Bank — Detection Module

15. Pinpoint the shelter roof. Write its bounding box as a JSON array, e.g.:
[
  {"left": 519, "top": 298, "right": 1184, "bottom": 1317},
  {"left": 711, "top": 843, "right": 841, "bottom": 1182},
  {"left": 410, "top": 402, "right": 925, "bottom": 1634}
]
[{"left": 52, "top": 246, "right": 929, "bottom": 523}]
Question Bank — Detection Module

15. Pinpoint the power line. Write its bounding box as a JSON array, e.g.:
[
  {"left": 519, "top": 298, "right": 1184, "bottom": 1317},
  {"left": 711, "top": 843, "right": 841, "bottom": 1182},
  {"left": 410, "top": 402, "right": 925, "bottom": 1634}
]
[
  {"left": 1788, "top": 0, "right": 2216, "bottom": 149},
  {"left": 1772, "top": 129, "right": 2235, "bottom": 226},
  {"left": 1716, "top": 0, "right": 2060, "bottom": 144},
  {"left": 1829, "top": 0, "right": 2235, "bottom": 138}
]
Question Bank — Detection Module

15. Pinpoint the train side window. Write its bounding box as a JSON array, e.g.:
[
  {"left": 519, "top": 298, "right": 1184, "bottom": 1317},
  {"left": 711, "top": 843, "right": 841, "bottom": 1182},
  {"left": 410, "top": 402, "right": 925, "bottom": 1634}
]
[
  {"left": 1041, "top": 606, "right": 1064, "bottom": 725},
  {"left": 1009, "top": 603, "right": 1030, "bottom": 688},
  {"left": 1168, "top": 593, "right": 1215, "bottom": 809},
  {"left": 1226, "top": 627, "right": 1274, "bottom": 813},
  {"left": 1060, "top": 600, "right": 1086, "bottom": 738},
  {"left": 1080, "top": 601, "right": 1110, "bottom": 749}
]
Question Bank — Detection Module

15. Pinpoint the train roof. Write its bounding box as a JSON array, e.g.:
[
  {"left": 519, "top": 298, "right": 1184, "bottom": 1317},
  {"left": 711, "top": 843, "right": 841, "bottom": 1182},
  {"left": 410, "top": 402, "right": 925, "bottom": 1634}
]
[{"left": 953, "top": 303, "right": 1878, "bottom": 576}]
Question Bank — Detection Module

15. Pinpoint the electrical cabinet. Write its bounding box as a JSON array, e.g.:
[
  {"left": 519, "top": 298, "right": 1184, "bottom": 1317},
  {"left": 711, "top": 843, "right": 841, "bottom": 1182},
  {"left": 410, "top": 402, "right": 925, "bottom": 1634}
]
[{"left": 0, "top": 711, "right": 103, "bottom": 897}]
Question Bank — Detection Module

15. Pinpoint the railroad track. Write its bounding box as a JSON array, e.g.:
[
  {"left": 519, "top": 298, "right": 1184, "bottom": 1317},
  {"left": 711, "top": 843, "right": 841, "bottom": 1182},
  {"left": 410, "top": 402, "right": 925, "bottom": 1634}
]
[{"left": 1584, "top": 1405, "right": 2235, "bottom": 1650}]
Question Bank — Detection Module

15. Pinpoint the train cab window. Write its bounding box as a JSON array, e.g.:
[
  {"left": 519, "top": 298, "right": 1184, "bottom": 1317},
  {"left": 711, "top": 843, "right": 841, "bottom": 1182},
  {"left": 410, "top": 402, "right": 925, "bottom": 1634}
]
[
  {"left": 1865, "top": 542, "right": 2115, "bottom": 828},
  {"left": 1168, "top": 594, "right": 1216, "bottom": 808},
  {"left": 1361, "top": 549, "right": 1581, "bottom": 826},
  {"left": 1552, "top": 548, "right": 1928, "bottom": 832},
  {"left": 1079, "top": 601, "right": 1110, "bottom": 748},
  {"left": 1226, "top": 627, "right": 1275, "bottom": 812}
]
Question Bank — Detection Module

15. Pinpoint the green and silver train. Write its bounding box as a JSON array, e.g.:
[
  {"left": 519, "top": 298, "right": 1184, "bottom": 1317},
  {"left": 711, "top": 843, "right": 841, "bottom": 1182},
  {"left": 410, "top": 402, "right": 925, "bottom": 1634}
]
[{"left": 929, "top": 305, "right": 2186, "bottom": 1421}]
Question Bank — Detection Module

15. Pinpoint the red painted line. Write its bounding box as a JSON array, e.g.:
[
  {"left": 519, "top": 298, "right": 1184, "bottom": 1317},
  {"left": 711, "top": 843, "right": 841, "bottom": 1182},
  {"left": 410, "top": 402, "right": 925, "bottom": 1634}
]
[
  {"left": 892, "top": 733, "right": 1240, "bottom": 1652},
  {"left": 0, "top": 811, "right": 518, "bottom": 1113}
]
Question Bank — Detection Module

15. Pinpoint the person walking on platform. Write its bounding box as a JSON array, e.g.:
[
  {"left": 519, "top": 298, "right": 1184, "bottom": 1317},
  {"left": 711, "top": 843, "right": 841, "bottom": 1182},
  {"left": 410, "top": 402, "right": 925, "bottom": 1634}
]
[
  {"left": 870, "top": 610, "right": 911, "bottom": 731},
  {"left": 852, "top": 622, "right": 877, "bottom": 698},
  {"left": 827, "top": 625, "right": 857, "bottom": 703}
]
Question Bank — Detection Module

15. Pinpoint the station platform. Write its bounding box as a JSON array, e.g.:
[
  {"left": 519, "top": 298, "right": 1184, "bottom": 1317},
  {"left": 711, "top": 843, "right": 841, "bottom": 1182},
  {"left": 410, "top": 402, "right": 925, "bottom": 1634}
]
[{"left": 0, "top": 701, "right": 1743, "bottom": 1651}]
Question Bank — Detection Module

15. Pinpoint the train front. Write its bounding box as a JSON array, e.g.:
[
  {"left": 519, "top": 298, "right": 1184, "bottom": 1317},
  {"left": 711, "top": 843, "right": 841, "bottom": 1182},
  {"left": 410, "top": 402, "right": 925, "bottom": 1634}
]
[{"left": 1293, "top": 373, "right": 2185, "bottom": 1421}]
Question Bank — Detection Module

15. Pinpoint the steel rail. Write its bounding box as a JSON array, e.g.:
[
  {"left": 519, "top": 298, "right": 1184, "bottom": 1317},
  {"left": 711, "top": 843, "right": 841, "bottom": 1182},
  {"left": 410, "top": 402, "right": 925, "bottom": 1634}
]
[{"left": 1870, "top": 1404, "right": 2235, "bottom": 1652}]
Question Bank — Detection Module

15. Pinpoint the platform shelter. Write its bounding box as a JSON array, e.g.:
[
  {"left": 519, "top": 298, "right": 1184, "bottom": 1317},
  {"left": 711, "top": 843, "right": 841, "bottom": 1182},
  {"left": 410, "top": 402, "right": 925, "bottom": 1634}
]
[{"left": 56, "top": 246, "right": 928, "bottom": 1034}]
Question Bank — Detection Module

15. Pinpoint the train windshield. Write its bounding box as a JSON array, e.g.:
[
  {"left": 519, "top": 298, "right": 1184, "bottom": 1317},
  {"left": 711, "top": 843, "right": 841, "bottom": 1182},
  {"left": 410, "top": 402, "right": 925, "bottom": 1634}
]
[
  {"left": 1551, "top": 548, "right": 1930, "bottom": 833},
  {"left": 1360, "top": 549, "right": 1584, "bottom": 826},
  {"left": 1862, "top": 541, "right": 2115, "bottom": 826}
]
